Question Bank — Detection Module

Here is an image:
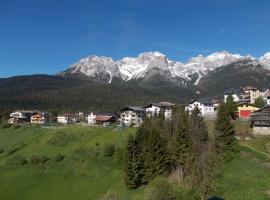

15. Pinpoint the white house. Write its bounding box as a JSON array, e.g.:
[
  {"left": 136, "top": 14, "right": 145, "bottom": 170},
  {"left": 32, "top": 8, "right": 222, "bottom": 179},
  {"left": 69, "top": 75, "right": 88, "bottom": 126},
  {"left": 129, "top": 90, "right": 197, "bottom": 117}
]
[
  {"left": 8, "top": 110, "right": 36, "bottom": 124},
  {"left": 224, "top": 89, "right": 241, "bottom": 103},
  {"left": 87, "top": 112, "right": 96, "bottom": 125},
  {"left": 145, "top": 102, "right": 175, "bottom": 120},
  {"left": 186, "top": 100, "right": 216, "bottom": 117},
  {"left": 120, "top": 106, "right": 145, "bottom": 127},
  {"left": 57, "top": 113, "right": 77, "bottom": 124},
  {"left": 31, "top": 112, "right": 51, "bottom": 124},
  {"left": 224, "top": 93, "right": 240, "bottom": 103}
]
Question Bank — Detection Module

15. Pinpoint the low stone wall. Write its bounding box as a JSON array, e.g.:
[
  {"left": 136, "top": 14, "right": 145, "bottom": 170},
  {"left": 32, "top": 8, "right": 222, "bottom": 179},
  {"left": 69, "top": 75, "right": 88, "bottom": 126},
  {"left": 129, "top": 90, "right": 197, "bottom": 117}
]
[{"left": 252, "top": 126, "right": 270, "bottom": 136}]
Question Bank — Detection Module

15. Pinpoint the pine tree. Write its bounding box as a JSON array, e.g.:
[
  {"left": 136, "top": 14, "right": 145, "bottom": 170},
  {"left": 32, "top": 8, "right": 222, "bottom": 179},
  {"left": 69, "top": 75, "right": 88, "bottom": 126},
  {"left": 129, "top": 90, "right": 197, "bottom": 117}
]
[
  {"left": 225, "top": 94, "right": 237, "bottom": 119},
  {"left": 142, "top": 129, "right": 169, "bottom": 182},
  {"left": 175, "top": 109, "right": 191, "bottom": 167},
  {"left": 124, "top": 135, "right": 144, "bottom": 189},
  {"left": 215, "top": 102, "right": 236, "bottom": 159}
]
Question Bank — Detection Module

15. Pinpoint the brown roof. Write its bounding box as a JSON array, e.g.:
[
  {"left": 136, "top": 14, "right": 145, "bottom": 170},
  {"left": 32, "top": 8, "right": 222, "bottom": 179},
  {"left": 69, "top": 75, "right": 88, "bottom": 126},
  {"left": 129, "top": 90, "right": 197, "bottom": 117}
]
[{"left": 95, "top": 116, "right": 114, "bottom": 122}]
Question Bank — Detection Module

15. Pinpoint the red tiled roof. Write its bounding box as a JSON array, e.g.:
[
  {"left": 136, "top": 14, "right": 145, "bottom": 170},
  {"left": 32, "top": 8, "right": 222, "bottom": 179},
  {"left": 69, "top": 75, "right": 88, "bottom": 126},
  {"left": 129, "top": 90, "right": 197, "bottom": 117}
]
[{"left": 95, "top": 116, "right": 113, "bottom": 122}]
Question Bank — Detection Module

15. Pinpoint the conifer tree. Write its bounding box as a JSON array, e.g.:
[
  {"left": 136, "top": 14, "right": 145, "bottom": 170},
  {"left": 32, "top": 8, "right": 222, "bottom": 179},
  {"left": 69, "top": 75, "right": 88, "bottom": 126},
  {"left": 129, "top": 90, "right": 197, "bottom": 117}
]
[
  {"left": 142, "top": 129, "right": 169, "bottom": 182},
  {"left": 124, "top": 135, "right": 144, "bottom": 189},
  {"left": 215, "top": 102, "right": 236, "bottom": 159},
  {"left": 225, "top": 94, "right": 237, "bottom": 119},
  {"left": 175, "top": 108, "right": 191, "bottom": 168}
]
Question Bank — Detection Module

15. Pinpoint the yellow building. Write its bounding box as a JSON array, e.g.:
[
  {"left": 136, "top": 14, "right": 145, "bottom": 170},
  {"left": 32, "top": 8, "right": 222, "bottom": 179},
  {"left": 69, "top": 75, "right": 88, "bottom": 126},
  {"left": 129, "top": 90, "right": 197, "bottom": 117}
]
[{"left": 237, "top": 104, "right": 259, "bottom": 118}]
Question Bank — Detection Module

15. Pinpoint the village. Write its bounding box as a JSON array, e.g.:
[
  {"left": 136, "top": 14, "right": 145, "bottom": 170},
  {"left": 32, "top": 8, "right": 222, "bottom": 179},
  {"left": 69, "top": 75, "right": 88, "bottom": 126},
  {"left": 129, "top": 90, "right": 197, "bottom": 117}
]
[{"left": 6, "top": 86, "right": 270, "bottom": 136}]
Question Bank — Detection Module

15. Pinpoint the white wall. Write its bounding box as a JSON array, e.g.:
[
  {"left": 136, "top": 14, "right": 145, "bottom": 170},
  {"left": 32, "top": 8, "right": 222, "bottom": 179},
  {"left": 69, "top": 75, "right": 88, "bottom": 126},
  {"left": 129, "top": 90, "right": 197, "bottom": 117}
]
[{"left": 186, "top": 101, "right": 215, "bottom": 116}]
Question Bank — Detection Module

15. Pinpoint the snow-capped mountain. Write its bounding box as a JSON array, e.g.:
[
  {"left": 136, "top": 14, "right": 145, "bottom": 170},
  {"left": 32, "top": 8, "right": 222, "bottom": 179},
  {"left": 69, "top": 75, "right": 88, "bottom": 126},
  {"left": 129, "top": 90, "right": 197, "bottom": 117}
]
[
  {"left": 59, "top": 51, "right": 270, "bottom": 86},
  {"left": 259, "top": 53, "right": 270, "bottom": 69}
]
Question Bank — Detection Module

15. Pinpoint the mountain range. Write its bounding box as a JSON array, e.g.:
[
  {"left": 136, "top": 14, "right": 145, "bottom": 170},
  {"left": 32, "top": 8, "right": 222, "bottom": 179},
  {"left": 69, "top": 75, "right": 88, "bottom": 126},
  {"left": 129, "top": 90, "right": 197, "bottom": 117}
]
[
  {"left": 1, "top": 51, "right": 270, "bottom": 113},
  {"left": 59, "top": 51, "right": 270, "bottom": 87}
]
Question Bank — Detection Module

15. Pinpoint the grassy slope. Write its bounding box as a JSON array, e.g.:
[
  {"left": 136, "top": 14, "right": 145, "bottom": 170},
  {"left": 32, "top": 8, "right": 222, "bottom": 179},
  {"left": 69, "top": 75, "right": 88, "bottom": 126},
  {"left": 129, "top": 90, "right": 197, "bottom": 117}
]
[
  {"left": 0, "top": 126, "right": 143, "bottom": 200},
  {"left": 0, "top": 124, "right": 269, "bottom": 200}
]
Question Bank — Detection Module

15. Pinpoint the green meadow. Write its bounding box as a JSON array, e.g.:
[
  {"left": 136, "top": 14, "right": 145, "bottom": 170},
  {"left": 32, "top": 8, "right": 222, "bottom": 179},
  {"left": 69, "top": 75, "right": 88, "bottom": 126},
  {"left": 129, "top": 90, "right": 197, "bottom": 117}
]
[{"left": 0, "top": 124, "right": 269, "bottom": 200}]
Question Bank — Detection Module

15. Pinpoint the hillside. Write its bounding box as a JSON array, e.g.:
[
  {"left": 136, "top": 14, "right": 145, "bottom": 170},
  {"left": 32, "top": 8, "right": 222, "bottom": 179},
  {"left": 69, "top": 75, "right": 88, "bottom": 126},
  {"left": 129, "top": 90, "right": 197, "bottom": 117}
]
[
  {"left": 0, "top": 75, "right": 183, "bottom": 113},
  {"left": 0, "top": 125, "right": 269, "bottom": 200}
]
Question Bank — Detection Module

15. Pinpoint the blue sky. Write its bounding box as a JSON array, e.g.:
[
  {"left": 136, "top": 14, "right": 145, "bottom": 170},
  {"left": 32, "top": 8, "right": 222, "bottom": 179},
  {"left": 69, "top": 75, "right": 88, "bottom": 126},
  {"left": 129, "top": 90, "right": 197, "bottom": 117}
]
[{"left": 0, "top": 0, "right": 270, "bottom": 77}]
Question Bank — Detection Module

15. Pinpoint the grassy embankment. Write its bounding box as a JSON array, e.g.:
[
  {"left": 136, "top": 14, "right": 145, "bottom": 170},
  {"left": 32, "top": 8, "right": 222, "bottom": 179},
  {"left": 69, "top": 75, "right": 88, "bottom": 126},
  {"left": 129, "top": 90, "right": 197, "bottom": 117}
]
[{"left": 0, "top": 121, "right": 269, "bottom": 200}]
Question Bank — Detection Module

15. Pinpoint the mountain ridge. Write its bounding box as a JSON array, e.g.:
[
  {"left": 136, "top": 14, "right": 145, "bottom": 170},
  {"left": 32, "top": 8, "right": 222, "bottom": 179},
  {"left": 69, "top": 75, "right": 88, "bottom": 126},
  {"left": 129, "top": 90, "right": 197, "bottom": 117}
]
[{"left": 58, "top": 51, "right": 270, "bottom": 86}]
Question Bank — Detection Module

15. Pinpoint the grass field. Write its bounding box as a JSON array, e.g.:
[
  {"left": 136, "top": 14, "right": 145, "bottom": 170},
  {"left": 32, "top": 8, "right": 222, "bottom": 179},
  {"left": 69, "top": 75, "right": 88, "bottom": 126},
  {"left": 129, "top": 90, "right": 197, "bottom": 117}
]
[{"left": 0, "top": 123, "right": 269, "bottom": 200}]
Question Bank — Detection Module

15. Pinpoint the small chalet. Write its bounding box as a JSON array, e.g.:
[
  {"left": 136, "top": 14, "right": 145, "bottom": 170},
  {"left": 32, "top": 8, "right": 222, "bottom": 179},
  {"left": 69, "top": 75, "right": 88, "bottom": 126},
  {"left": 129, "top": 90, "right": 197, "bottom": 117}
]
[
  {"left": 186, "top": 100, "right": 216, "bottom": 117},
  {"left": 145, "top": 102, "right": 175, "bottom": 120},
  {"left": 31, "top": 112, "right": 51, "bottom": 124},
  {"left": 120, "top": 106, "right": 145, "bottom": 127},
  {"left": 8, "top": 110, "right": 36, "bottom": 124},
  {"left": 87, "top": 112, "right": 118, "bottom": 126},
  {"left": 250, "top": 105, "right": 270, "bottom": 136},
  {"left": 57, "top": 113, "right": 77, "bottom": 124},
  {"left": 236, "top": 103, "right": 259, "bottom": 119}
]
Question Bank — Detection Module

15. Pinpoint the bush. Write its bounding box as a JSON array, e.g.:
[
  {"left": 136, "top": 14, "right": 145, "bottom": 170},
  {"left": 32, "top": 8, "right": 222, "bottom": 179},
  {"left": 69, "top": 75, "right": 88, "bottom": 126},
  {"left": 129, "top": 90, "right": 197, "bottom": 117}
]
[
  {"left": 103, "top": 144, "right": 115, "bottom": 157},
  {"left": 21, "top": 158, "right": 28, "bottom": 165},
  {"left": 5, "top": 155, "right": 28, "bottom": 168},
  {"left": 0, "top": 149, "right": 4, "bottom": 154},
  {"left": 29, "top": 155, "right": 49, "bottom": 165},
  {"left": 54, "top": 154, "right": 65, "bottom": 162}
]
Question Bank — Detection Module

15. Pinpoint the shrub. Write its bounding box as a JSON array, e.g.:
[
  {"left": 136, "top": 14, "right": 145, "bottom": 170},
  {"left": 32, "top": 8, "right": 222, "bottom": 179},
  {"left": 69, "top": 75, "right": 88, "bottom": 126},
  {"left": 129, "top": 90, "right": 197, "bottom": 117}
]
[
  {"left": 21, "top": 158, "right": 28, "bottom": 165},
  {"left": 29, "top": 155, "right": 49, "bottom": 165},
  {"left": 103, "top": 144, "right": 115, "bottom": 157},
  {"left": 54, "top": 154, "right": 65, "bottom": 162},
  {"left": 0, "top": 149, "right": 4, "bottom": 154},
  {"left": 5, "top": 155, "right": 27, "bottom": 168}
]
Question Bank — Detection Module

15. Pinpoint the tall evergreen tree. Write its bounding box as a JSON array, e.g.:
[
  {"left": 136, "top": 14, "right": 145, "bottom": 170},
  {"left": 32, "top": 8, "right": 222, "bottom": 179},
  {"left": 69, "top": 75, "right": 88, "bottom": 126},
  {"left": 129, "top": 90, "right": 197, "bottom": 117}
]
[
  {"left": 175, "top": 108, "right": 191, "bottom": 168},
  {"left": 124, "top": 135, "right": 144, "bottom": 189},
  {"left": 142, "top": 129, "right": 169, "bottom": 182},
  {"left": 215, "top": 102, "right": 236, "bottom": 159},
  {"left": 225, "top": 94, "right": 237, "bottom": 119}
]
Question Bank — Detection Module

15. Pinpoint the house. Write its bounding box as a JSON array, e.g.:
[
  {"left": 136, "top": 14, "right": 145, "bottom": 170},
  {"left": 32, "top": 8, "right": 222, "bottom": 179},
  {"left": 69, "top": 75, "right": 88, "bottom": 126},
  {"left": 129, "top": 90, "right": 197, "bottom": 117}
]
[
  {"left": 145, "top": 102, "right": 175, "bottom": 120},
  {"left": 87, "top": 112, "right": 118, "bottom": 126},
  {"left": 57, "top": 113, "right": 77, "bottom": 124},
  {"left": 31, "top": 112, "right": 51, "bottom": 124},
  {"left": 8, "top": 110, "right": 36, "bottom": 124},
  {"left": 242, "top": 86, "right": 264, "bottom": 104},
  {"left": 250, "top": 105, "right": 270, "bottom": 136},
  {"left": 186, "top": 100, "right": 216, "bottom": 117},
  {"left": 224, "top": 89, "right": 241, "bottom": 103},
  {"left": 87, "top": 112, "right": 97, "bottom": 125},
  {"left": 236, "top": 103, "right": 260, "bottom": 119},
  {"left": 120, "top": 106, "right": 145, "bottom": 127}
]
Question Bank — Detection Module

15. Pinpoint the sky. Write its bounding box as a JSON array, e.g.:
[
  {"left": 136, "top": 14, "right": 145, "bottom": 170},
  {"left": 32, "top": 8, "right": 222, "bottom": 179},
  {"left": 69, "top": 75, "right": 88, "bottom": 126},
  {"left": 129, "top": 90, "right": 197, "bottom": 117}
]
[{"left": 0, "top": 0, "right": 270, "bottom": 77}]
